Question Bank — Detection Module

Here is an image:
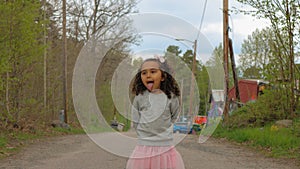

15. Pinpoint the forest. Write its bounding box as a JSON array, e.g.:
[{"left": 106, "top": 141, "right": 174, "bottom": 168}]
[{"left": 0, "top": 0, "right": 299, "bottom": 141}]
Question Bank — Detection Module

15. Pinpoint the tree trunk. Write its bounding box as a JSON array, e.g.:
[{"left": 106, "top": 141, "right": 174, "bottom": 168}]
[
  {"left": 5, "top": 72, "right": 11, "bottom": 124},
  {"left": 286, "top": 0, "right": 295, "bottom": 117}
]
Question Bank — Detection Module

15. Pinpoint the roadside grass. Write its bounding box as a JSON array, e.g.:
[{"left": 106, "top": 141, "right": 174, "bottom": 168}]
[
  {"left": 0, "top": 125, "right": 85, "bottom": 159},
  {"left": 51, "top": 127, "right": 85, "bottom": 134},
  {"left": 0, "top": 130, "right": 41, "bottom": 159},
  {"left": 213, "top": 123, "right": 300, "bottom": 159}
]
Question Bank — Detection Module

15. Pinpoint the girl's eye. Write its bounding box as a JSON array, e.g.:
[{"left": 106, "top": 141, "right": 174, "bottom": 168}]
[{"left": 151, "top": 70, "right": 157, "bottom": 74}]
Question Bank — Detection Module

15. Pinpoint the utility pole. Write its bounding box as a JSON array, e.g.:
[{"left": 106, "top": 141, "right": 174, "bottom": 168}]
[
  {"left": 43, "top": 0, "right": 47, "bottom": 111},
  {"left": 223, "top": 0, "right": 229, "bottom": 120},
  {"left": 188, "top": 40, "right": 197, "bottom": 117},
  {"left": 62, "top": 0, "right": 68, "bottom": 123}
]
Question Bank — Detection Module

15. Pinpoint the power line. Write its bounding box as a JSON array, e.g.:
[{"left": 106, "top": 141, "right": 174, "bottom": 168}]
[
  {"left": 228, "top": 13, "right": 235, "bottom": 44},
  {"left": 196, "top": 0, "right": 208, "bottom": 40}
]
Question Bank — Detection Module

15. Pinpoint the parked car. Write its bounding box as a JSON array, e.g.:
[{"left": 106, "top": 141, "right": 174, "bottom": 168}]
[
  {"left": 173, "top": 122, "right": 192, "bottom": 134},
  {"left": 194, "top": 115, "right": 207, "bottom": 125}
]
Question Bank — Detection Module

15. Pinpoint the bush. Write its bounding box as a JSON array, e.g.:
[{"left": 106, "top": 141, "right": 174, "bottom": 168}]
[{"left": 228, "top": 90, "right": 288, "bottom": 128}]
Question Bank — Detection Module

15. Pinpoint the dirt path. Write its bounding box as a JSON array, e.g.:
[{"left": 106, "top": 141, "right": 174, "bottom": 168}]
[{"left": 0, "top": 134, "right": 298, "bottom": 169}]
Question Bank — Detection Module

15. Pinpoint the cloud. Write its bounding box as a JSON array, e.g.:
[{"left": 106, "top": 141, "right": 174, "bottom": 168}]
[
  {"left": 231, "top": 15, "right": 270, "bottom": 38},
  {"left": 135, "top": 0, "right": 271, "bottom": 55},
  {"left": 137, "top": 0, "right": 222, "bottom": 25}
]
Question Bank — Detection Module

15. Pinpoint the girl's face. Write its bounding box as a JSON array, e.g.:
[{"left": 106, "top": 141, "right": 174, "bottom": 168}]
[{"left": 140, "top": 61, "right": 164, "bottom": 92}]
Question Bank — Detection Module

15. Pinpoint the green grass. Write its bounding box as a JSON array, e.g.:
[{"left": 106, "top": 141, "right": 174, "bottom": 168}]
[
  {"left": 0, "top": 136, "right": 7, "bottom": 147},
  {"left": 213, "top": 123, "right": 300, "bottom": 159},
  {"left": 0, "top": 130, "right": 41, "bottom": 158},
  {"left": 0, "top": 125, "right": 85, "bottom": 159},
  {"left": 97, "top": 83, "right": 131, "bottom": 131},
  {"left": 51, "top": 127, "right": 85, "bottom": 134}
]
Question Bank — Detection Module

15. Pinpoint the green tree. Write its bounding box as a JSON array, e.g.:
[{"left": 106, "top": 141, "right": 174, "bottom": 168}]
[
  {"left": 239, "top": 28, "right": 273, "bottom": 79},
  {"left": 206, "top": 43, "right": 224, "bottom": 90},
  {"left": 181, "top": 49, "right": 209, "bottom": 114},
  {"left": 164, "top": 45, "right": 209, "bottom": 115},
  {"left": 0, "top": 1, "right": 45, "bottom": 123},
  {"left": 182, "top": 49, "right": 194, "bottom": 68},
  {"left": 236, "top": 0, "right": 300, "bottom": 116},
  {"left": 238, "top": 27, "right": 294, "bottom": 116},
  {"left": 166, "top": 45, "right": 182, "bottom": 56}
]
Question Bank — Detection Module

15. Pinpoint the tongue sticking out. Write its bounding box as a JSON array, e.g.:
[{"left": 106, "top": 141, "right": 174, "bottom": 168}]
[{"left": 146, "top": 83, "right": 154, "bottom": 91}]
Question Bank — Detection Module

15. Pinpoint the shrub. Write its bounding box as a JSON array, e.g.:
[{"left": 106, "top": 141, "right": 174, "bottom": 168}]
[{"left": 228, "top": 90, "right": 288, "bottom": 128}]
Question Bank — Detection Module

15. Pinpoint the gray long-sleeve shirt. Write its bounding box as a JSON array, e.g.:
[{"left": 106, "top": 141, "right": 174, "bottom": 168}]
[{"left": 132, "top": 90, "right": 180, "bottom": 146}]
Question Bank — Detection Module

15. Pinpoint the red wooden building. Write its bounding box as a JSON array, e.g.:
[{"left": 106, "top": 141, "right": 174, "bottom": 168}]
[{"left": 228, "top": 79, "right": 267, "bottom": 104}]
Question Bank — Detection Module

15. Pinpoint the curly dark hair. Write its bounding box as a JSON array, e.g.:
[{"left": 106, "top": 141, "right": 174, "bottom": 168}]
[{"left": 131, "top": 58, "right": 180, "bottom": 99}]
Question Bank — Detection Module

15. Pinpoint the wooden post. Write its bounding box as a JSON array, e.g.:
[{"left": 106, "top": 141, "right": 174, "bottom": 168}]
[
  {"left": 223, "top": 0, "right": 229, "bottom": 120},
  {"left": 62, "top": 0, "right": 68, "bottom": 123},
  {"left": 229, "top": 38, "right": 240, "bottom": 104}
]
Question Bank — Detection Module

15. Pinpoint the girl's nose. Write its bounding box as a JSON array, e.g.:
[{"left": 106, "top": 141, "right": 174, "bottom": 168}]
[{"left": 146, "top": 71, "right": 151, "bottom": 77}]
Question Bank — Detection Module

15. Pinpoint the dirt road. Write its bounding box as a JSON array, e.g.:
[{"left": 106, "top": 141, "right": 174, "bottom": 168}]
[{"left": 0, "top": 134, "right": 298, "bottom": 169}]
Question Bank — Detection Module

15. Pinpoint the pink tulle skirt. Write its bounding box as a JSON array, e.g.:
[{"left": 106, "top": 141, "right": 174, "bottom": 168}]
[{"left": 126, "top": 145, "right": 185, "bottom": 169}]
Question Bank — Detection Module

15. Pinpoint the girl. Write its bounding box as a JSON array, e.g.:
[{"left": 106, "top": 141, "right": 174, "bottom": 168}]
[{"left": 126, "top": 57, "right": 185, "bottom": 169}]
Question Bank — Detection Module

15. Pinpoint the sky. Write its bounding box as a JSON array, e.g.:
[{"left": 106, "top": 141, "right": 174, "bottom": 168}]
[{"left": 131, "top": 0, "right": 271, "bottom": 63}]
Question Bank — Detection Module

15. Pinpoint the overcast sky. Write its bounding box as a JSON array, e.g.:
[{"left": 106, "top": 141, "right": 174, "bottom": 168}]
[{"left": 131, "top": 0, "right": 270, "bottom": 62}]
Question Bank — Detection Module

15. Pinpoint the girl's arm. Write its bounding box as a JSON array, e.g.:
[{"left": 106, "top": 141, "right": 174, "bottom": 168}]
[
  {"left": 131, "top": 97, "right": 139, "bottom": 129},
  {"left": 170, "top": 96, "right": 181, "bottom": 123}
]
